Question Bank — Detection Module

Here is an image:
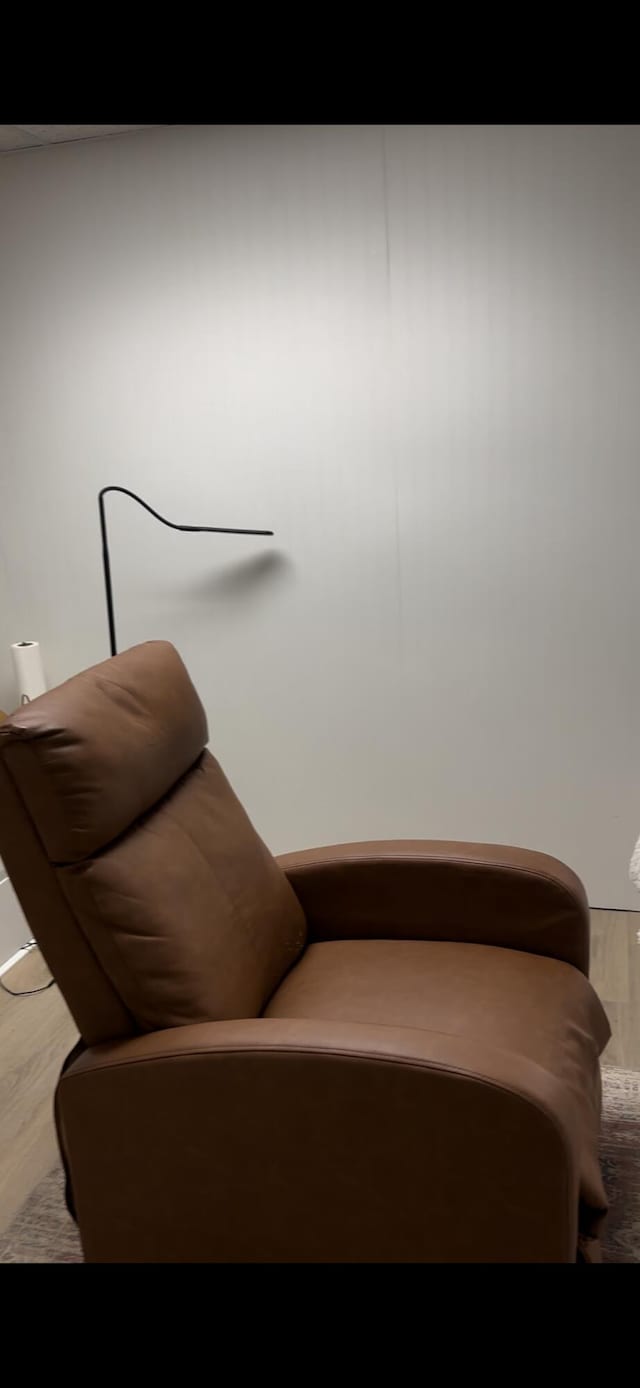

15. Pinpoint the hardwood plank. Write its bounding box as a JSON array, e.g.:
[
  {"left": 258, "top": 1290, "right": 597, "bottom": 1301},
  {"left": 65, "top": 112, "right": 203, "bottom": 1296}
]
[
  {"left": 613, "top": 913, "right": 640, "bottom": 1070},
  {"left": 590, "top": 909, "right": 630, "bottom": 1002},
  {"left": 0, "top": 947, "right": 77, "bottom": 1234},
  {"left": 599, "top": 1001, "right": 622, "bottom": 1068},
  {"left": 590, "top": 908, "right": 640, "bottom": 1071}
]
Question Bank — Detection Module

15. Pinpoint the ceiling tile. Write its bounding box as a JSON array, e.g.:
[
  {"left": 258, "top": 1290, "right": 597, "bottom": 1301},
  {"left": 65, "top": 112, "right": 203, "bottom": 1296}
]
[
  {"left": 16, "top": 125, "right": 157, "bottom": 143},
  {"left": 0, "top": 125, "right": 159, "bottom": 152},
  {"left": 0, "top": 125, "right": 41, "bottom": 150}
]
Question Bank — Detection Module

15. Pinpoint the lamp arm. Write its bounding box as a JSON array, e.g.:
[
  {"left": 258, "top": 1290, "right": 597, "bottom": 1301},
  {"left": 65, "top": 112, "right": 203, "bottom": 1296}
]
[{"left": 98, "top": 486, "right": 274, "bottom": 657}]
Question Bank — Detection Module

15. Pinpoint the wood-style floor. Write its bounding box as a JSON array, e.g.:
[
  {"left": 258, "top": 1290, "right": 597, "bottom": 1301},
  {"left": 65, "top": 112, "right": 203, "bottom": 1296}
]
[
  {"left": 0, "top": 948, "right": 76, "bottom": 1235},
  {"left": 0, "top": 908, "right": 638, "bottom": 1235},
  {"left": 590, "top": 908, "right": 640, "bottom": 1070}
]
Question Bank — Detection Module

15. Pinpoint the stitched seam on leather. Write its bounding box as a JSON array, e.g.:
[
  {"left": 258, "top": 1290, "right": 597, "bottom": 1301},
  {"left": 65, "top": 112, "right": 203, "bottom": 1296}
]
[
  {"left": 57, "top": 760, "right": 298, "bottom": 1022},
  {"left": 49, "top": 751, "right": 207, "bottom": 867},
  {"left": 155, "top": 785, "right": 300, "bottom": 977},
  {"left": 0, "top": 749, "right": 135, "bottom": 1032},
  {"left": 63, "top": 1036, "right": 570, "bottom": 1115},
  {"left": 152, "top": 797, "right": 278, "bottom": 989},
  {"left": 64, "top": 1049, "right": 574, "bottom": 1260},
  {"left": 286, "top": 856, "right": 586, "bottom": 914},
  {"left": 63, "top": 1043, "right": 572, "bottom": 1244}
]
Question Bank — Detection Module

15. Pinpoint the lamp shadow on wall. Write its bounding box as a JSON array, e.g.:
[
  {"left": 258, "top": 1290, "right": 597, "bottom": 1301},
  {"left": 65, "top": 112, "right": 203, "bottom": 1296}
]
[{"left": 171, "top": 549, "right": 293, "bottom": 613}]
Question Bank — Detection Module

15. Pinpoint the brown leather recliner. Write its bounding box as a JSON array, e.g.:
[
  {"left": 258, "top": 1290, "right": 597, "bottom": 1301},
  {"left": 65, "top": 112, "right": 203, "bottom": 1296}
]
[{"left": 0, "top": 641, "right": 610, "bottom": 1263}]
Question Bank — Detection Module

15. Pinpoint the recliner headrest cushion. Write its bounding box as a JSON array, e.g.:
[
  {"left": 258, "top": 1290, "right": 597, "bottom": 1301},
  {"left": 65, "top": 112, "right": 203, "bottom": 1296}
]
[{"left": 0, "top": 641, "right": 207, "bottom": 863}]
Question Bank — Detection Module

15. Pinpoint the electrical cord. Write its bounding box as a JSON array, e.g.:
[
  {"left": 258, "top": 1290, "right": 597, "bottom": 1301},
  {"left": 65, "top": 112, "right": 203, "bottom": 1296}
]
[
  {"left": 0, "top": 941, "right": 55, "bottom": 996},
  {"left": 1, "top": 975, "right": 55, "bottom": 996}
]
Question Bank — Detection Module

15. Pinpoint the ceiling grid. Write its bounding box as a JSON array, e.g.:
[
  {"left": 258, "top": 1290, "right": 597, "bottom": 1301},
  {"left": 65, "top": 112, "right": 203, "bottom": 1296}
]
[{"left": 0, "top": 125, "right": 159, "bottom": 152}]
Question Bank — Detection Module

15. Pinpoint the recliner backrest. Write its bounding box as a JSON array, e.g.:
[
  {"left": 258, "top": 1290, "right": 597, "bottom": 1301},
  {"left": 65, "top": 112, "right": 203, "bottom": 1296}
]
[{"left": 0, "top": 641, "right": 306, "bottom": 1043}]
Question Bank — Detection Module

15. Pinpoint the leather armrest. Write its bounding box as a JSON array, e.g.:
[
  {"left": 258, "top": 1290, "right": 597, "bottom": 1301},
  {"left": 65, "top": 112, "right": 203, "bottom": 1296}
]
[
  {"left": 58, "top": 1017, "right": 579, "bottom": 1262},
  {"left": 277, "top": 840, "right": 590, "bottom": 974}
]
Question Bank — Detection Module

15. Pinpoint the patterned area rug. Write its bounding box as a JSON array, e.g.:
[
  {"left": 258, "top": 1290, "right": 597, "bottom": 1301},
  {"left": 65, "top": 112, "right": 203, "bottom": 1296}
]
[
  {"left": 599, "top": 1066, "right": 640, "bottom": 1263},
  {"left": 0, "top": 1167, "right": 81, "bottom": 1263},
  {"left": 1, "top": 1065, "right": 638, "bottom": 1263}
]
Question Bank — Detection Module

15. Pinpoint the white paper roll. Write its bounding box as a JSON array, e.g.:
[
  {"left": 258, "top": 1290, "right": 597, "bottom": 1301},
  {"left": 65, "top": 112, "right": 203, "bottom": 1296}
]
[{"left": 11, "top": 641, "right": 47, "bottom": 705}]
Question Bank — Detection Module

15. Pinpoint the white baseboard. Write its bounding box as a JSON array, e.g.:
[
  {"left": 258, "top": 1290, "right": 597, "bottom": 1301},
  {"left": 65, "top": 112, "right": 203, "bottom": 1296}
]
[
  {"left": 0, "top": 871, "right": 32, "bottom": 971},
  {"left": 0, "top": 940, "right": 36, "bottom": 978}
]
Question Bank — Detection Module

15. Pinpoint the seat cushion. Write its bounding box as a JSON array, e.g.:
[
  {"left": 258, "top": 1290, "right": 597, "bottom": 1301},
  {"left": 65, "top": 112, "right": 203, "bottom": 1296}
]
[{"left": 265, "top": 938, "right": 610, "bottom": 1234}]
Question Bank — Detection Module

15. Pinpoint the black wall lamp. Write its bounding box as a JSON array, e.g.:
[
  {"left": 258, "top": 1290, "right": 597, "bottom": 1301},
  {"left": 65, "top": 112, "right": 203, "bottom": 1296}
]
[{"left": 99, "top": 486, "right": 274, "bottom": 656}]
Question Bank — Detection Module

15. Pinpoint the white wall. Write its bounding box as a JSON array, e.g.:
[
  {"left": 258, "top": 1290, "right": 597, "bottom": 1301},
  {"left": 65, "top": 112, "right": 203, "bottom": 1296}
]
[{"left": 1, "top": 124, "right": 639, "bottom": 909}]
